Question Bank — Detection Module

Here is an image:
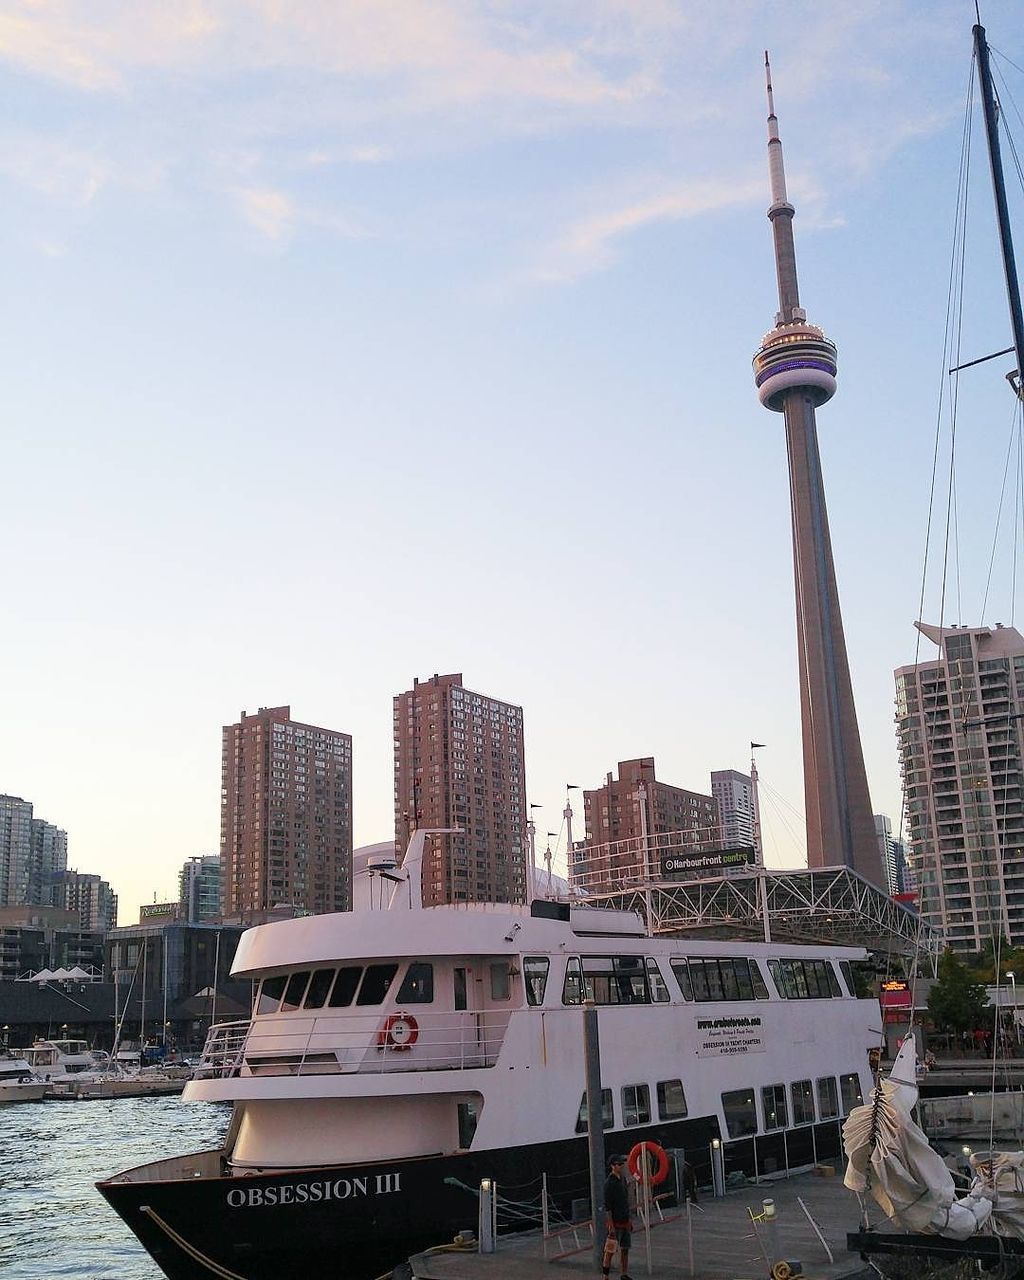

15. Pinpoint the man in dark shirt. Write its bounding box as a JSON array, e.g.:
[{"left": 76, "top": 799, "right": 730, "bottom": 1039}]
[{"left": 601, "top": 1154, "right": 632, "bottom": 1280}]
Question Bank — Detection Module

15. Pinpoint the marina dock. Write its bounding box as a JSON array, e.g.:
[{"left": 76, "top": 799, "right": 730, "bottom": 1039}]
[{"left": 409, "top": 1165, "right": 873, "bottom": 1280}]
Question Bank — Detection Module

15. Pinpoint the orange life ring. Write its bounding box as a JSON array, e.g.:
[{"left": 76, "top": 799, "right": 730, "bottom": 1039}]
[
  {"left": 377, "top": 1012, "right": 419, "bottom": 1051},
  {"left": 627, "top": 1141, "right": 670, "bottom": 1187}
]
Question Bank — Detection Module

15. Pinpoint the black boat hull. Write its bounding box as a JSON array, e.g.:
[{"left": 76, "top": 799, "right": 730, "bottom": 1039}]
[{"left": 98, "top": 1115, "right": 846, "bottom": 1280}]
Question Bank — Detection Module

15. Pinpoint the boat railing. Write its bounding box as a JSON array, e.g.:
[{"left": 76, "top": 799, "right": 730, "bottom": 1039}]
[
  {"left": 193, "top": 1008, "right": 513, "bottom": 1079},
  {"left": 195, "top": 1021, "right": 250, "bottom": 1077}
]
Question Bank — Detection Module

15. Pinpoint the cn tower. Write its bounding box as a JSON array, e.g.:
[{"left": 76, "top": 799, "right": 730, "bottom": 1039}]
[{"left": 752, "top": 55, "right": 880, "bottom": 885}]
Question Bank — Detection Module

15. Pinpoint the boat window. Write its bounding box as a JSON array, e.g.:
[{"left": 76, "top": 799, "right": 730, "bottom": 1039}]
[
  {"left": 840, "top": 1072, "right": 863, "bottom": 1115},
  {"left": 580, "top": 955, "right": 650, "bottom": 1005},
  {"left": 646, "top": 959, "right": 670, "bottom": 1002},
  {"left": 670, "top": 959, "right": 693, "bottom": 1001},
  {"left": 657, "top": 1078, "right": 688, "bottom": 1120},
  {"left": 457, "top": 1100, "right": 479, "bottom": 1148},
  {"left": 816, "top": 1076, "right": 839, "bottom": 1119},
  {"left": 622, "top": 1083, "right": 651, "bottom": 1127},
  {"left": 524, "top": 957, "right": 549, "bottom": 1006},
  {"left": 721, "top": 1088, "right": 757, "bottom": 1138},
  {"left": 489, "top": 963, "right": 511, "bottom": 1001},
  {"left": 838, "top": 961, "right": 856, "bottom": 996},
  {"left": 356, "top": 964, "right": 399, "bottom": 1006},
  {"left": 256, "top": 975, "right": 287, "bottom": 1015},
  {"left": 397, "top": 963, "right": 434, "bottom": 1004},
  {"left": 683, "top": 958, "right": 769, "bottom": 1002},
  {"left": 767, "top": 958, "right": 843, "bottom": 999},
  {"left": 791, "top": 1079, "right": 815, "bottom": 1126},
  {"left": 280, "top": 971, "right": 312, "bottom": 1012},
  {"left": 328, "top": 967, "right": 364, "bottom": 1008},
  {"left": 761, "top": 1083, "right": 787, "bottom": 1131},
  {"left": 304, "top": 969, "right": 336, "bottom": 1009},
  {"left": 575, "top": 1088, "right": 614, "bottom": 1133},
  {"left": 562, "top": 958, "right": 584, "bottom": 1005}
]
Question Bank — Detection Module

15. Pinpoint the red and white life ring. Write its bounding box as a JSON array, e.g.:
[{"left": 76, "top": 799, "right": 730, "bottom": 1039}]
[
  {"left": 627, "top": 1141, "right": 670, "bottom": 1187},
  {"left": 377, "top": 1012, "right": 419, "bottom": 1051}
]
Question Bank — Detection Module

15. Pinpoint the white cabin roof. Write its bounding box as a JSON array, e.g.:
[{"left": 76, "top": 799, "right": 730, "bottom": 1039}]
[{"left": 229, "top": 901, "right": 870, "bottom": 978}]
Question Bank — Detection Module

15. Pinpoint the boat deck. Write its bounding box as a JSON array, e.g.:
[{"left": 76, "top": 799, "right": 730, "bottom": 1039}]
[{"left": 409, "top": 1164, "right": 873, "bottom": 1279}]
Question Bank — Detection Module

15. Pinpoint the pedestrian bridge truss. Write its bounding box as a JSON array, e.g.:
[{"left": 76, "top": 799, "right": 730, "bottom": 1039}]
[{"left": 573, "top": 865, "right": 941, "bottom": 964}]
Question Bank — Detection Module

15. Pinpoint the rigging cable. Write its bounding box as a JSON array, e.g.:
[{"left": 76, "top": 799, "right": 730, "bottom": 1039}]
[{"left": 899, "top": 52, "right": 977, "bottom": 998}]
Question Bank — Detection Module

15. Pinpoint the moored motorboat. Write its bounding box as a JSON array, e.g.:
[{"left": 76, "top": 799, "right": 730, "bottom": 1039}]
[
  {"left": 17, "top": 1038, "right": 116, "bottom": 1083},
  {"left": 0, "top": 1052, "right": 46, "bottom": 1104}
]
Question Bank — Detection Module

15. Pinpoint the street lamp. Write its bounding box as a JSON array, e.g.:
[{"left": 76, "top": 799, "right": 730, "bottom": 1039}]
[
  {"left": 2, "top": 1024, "right": 8, "bottom": 1051},
  {"left": 1007, "top": 972, "right": 1020, "bottom": 1047}
]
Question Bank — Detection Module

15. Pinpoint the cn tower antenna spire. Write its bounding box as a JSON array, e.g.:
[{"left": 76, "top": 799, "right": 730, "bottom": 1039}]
[
  {"left": 763, "top": 50, "right": 802, "bottom": 326},
  {"left": 751, "top": 56, "right": 881, "bottom": 887}
]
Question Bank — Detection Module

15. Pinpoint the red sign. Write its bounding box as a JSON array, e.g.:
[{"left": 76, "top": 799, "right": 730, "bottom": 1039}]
[{"left": 880, "top": 981, "right": 911, "bottom": 1009}]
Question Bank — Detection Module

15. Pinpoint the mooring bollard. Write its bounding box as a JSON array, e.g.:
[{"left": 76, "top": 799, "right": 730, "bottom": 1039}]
[
  {"left": 710, "top": 1138, "right": 725, "bottom": 1197},
  {"left": 762, "top": 1197, "right": 780, "bottom": 1266},
  {"left": 479, "top": 1178, "right": 495, "bottom": 1253}
]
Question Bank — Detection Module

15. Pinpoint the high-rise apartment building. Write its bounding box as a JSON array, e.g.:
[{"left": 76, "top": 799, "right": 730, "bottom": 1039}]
[
  {"left": 59, "top": 869, "right": 118, "bottom": 932},
  {"left": 393, "top": 673, "right": 527, "bottom": 907},
  {"left": 873, "top": 815, "right": 912, "bottom": 898},
  {"left": 180, "top": 854, "right": 221, "bottom": 923},
  {"left": 221, "top": 706, "right": 353, "bottom": 917},
  {"left": 584, "top": 759, "right": 718, "bottom": 848},
  {"left": 896, "top": 622, "right": 1024, "bottom": 950},
  {"left": 711, "top": 770, "right": 755, "bottom": 849},
  {"left": 575, "top": 759, "right": 718, "bottom": 892},
  {"left": 0, "top": 795, "right": 67, "bottom": 908}
]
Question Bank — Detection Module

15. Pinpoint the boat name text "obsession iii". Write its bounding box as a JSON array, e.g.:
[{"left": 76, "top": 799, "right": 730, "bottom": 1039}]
[{"left": 226, "top": 1172, "right": 402, "bottom": 1209}]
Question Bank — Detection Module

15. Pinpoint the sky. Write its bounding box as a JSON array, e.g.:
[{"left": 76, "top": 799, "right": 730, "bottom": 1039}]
[{"left": 3, "top": 1, "right": 1024, "bottom": 926}]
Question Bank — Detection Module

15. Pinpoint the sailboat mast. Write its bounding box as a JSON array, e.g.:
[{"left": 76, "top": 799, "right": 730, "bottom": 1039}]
[{"left": 974, "top": 23, "right": 1024, "bottom": 392}]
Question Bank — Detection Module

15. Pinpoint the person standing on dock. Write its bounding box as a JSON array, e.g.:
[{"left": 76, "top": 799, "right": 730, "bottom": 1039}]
[{"left": 601, "top": 1155, "right": 633, "bottom": 1280}]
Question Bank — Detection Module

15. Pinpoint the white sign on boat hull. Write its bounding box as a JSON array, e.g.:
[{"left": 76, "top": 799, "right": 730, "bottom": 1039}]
[{"left": 695, "top": 1014, "right": 765, "bottom": 1057}]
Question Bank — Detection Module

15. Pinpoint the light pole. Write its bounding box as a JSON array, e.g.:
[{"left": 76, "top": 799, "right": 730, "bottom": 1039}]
[
  {"left": 2, "top": 1024, "right": 8, "bottom": 1051},
  {"left": 1008, "top": 972, "right": 1020, "bottom": 1047}
]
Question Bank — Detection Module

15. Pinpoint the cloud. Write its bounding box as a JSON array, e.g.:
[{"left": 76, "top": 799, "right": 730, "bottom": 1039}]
[
  {"left": 0, "top": 1, "right": 648, "bottom": 109},
  {"left": 0, "top": 131, "right": 109, "bottom": 205},
  {"left": 236, "top": 185, "right": 294, "bottom": 240},
  {"left": 529, "top": 173, "right": 764, "bottom": 284},
  {"left": 235, "top": 183, "right": 370, "bottom": 243}
]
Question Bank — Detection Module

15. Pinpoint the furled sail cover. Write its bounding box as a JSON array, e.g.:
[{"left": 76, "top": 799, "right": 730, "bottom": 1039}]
[{"left": 843, "top": 1034, "right": 994, "bottom": 1239}]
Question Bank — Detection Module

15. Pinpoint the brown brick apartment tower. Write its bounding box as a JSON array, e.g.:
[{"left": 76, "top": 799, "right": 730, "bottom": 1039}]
[
  {"left": 221, "top": 706, "right": 353, "bottom": 916},
  {"left": 751, "top": 57, "right": 879, "bottom": 883},
  {"left": 393, "top": 673, "right": 527, "bottom": 907},
  {"left": 583, "top": 758, "right": 717, "bottom": 848}
]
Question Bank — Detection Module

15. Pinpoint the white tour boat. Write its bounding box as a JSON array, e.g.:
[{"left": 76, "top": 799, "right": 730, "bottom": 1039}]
[{"left": 98, "top": 833, "right": 879, "bottom": 1280}]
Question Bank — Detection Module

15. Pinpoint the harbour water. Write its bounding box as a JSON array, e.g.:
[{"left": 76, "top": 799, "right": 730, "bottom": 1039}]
[{"left": 1, "top": 1097, "right": 231, "bottom": 1279}]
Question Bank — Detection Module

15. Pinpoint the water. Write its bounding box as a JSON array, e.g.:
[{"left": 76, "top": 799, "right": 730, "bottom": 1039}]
[{"left": 0, "top": 1097, "right": 231, "bottom": 1279}]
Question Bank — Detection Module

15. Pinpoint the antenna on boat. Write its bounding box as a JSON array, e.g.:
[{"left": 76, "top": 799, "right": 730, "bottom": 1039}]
[
  {"left": 973, "top": 22, "right": 1024, "bottom": 400},
  {"left": 750, "top": 743, "right": 771, "bottom": 944},
  {"left": 563, "top": 786, "right": 579, "bottom": 896},
  {"left": 387, "top": 828, "right": 462, "bottom": 910},
  {"left": 635, "top": 780, "right": 653, "bottom": 937},
  {"left": 750, "top": 743, "right": 765, "bottom": 867},
  {"left": 527, "top": 803, "right": 541, "bottom": 903}
]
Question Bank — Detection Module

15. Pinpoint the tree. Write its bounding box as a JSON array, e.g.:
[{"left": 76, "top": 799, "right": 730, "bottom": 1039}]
[{"left": 927, "top": 948, "right": 990, "bottom": 1035}]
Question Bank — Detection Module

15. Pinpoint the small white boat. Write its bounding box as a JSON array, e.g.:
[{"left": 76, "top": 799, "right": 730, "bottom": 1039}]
[
  {"left": 0, "top": 1053, "right": 46, "bottom": 1104},
  {"left": 17, "top": 1038, "right": 116, "bottom": 1082}
]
